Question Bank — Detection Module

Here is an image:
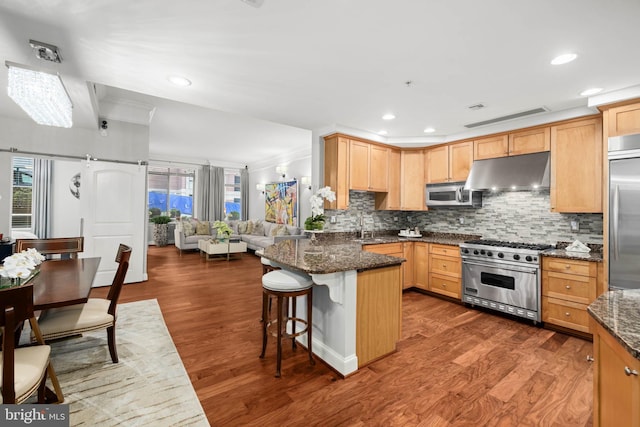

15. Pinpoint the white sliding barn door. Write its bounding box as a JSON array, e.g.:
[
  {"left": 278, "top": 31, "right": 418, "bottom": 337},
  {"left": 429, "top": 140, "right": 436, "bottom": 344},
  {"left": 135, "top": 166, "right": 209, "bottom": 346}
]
[{"left": 81, "top": 161, "right": 146, "bottom": 286}]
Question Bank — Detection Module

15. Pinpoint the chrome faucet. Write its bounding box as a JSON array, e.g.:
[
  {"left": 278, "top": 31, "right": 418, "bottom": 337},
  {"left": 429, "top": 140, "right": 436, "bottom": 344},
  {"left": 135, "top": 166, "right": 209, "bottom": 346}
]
[{"left": 359, "top": 212, "right": 365, "bottom": 239}]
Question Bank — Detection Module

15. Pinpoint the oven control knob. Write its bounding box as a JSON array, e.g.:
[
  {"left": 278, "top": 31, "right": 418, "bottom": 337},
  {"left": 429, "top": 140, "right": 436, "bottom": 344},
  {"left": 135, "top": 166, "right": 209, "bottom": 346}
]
[
  {"left": 473, "top": 250, "right": 479, "bottom": 255},
  {"left": 513, "top": 254, "right": 520, "bottom": 260},
  {"left": 525, "top": 255, "right": 533, "bottom": 262},
  {"left": 463, "top": 249, "right": 469, "bottom": 254},
  {"left": 487, "top": 251, "right": 493, "bottom": 257},
  {"left": 480, "top": 250, "right": 486, "bottom": 255},
  {"left": 497, "top": 252, "right": 504, "bottom": 258}
]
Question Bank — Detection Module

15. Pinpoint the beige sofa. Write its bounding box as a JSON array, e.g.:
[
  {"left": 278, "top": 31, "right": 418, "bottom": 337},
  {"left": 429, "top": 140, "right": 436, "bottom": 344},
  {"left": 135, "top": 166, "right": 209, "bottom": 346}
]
[
  {"left": 226, "top": 220, "right": 304, "bottom": 251},
  {"left": 173, "top": 219, "right": 216, "bottom": 253},
  {"left": 174, "top": 218, "right": 305, "bottom": 253}
]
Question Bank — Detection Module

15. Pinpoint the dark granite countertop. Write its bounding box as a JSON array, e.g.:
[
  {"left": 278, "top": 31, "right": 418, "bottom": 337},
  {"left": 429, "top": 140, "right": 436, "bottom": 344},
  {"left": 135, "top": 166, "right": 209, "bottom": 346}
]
[
  {"left": 588, "top": 289, "right": 640, "bottom": 360},
  {"left": 318, "top": 231, "right": 481, "bottom": 247},
  {"left": 542, "top": 241, "right": 603, "bottom": 262},
  {"left": 262, "top": 238, "right": 404, "bottom": 275}
]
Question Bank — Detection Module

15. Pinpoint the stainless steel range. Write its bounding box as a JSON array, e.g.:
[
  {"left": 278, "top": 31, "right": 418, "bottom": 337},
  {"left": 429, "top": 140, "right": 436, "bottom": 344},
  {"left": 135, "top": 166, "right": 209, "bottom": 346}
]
[{"left": 460, "top": 239, "right": 553, "bottom": 323}]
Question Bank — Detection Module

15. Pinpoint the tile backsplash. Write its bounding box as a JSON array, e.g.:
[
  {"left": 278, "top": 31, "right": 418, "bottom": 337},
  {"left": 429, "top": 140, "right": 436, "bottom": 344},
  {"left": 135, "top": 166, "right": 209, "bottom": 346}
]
[{"left": 325, "top": 190, "right": 603, "bottom": 245}]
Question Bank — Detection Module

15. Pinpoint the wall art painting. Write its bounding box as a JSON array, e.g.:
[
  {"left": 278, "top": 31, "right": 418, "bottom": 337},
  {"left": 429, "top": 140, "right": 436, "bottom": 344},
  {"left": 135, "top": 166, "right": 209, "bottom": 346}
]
[{"left": 264, "top": 180, "right": 298, "bottom": 226}]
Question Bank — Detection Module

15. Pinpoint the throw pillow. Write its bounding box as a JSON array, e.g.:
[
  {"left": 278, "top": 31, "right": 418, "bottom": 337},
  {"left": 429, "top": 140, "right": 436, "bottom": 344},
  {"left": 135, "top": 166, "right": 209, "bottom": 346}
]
[
  {"left": 245, "top": 220, "right": 255, "bottom": 235},
  {"left": 270, "top": 224, "right": 289, "bottom": 236},
  {"left": 182, "top": 219, "right": 195, "bottom": 237},
  {"left": 237, "top": 221, "right": 248, "bottom": 234},
  {"left": 251, "top": 220, "right": 264, "bottom": 236},
  {"left": 195, "top": 221, "right": 210, "bottom": 235}
]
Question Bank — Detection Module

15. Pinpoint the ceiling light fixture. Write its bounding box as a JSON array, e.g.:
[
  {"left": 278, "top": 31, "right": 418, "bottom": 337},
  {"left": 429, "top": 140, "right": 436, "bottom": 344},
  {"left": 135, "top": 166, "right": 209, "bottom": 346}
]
[
  {"left": 378, "top": 130, "right": 388, "bottom": 135},
  {"left": 580, "top": 87, "right": 603, "bottom": 96},
  {"left": 168, "top": 75, "right": 192, "bottom": 87},
  {"left": 5, "top": 61, "right": 73, "bottom": 128},
  {"left": 423, "top": 127, "right": 435, "bottom": 133},
  {"left": 550, "top": 53, "right": 577, "bottom": 65},
  {"left": 382, "top": 113, "right": 396, "bottom": 121}
]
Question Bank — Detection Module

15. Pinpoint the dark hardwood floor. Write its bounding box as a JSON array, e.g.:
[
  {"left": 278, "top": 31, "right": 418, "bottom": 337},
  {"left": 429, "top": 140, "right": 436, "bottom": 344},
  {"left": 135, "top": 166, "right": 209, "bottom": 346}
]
[{"left": 92, "top": 246, "right": 593, "bottom": 426}]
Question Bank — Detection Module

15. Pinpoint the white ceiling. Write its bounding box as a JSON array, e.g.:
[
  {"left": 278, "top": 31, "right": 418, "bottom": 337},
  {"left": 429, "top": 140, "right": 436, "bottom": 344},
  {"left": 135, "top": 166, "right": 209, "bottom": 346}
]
[{"left": 0, "top": 0, "right": 639, "bottom": 165}]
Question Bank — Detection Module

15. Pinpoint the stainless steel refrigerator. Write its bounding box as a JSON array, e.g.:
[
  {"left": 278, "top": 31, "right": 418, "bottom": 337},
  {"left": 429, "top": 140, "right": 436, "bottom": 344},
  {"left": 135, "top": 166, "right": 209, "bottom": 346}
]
[{"left": 609, "top": 133, "right": 640, "bottom": 290}]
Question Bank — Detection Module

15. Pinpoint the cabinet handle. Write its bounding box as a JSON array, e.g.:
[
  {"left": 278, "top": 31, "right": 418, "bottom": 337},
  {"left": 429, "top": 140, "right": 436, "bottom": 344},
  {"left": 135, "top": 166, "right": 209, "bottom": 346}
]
[
  {"left": 565, "top": 285, "right": 571, "bottom": 289},
  {"left": 565, "top": 312, "right": 571, "bottom": 317},
  {"left": 625, "top": 367, "right": 639, "bottom": 376},
  {"left": 442, "top": 283, "right": 447, "bottom": 288},
  {"left": 564, "top": 265, "right": 571, "bottom": 269},
  {"left": 586, "top": 355, "right": 594, "bottom": 362}
]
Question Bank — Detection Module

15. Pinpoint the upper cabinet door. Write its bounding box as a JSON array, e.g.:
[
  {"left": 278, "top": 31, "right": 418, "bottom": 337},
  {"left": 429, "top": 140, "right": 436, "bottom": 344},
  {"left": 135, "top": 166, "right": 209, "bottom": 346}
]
[
  {"left": 449, "top": 141, "right": 474, "bottom": 182},
  {"left": 509, "top": 127, "right": 550, "bottom": 156},
  {"left": 550, "top": 117, "right": 603, "bottom": 213},
  {"left": 401, "top": 150, "right": 425, "bottom": 211},
  {"left": 607, "top": 103, "right": 640, "bottom": 137},
  {"left": 369, "top": 145, "right": 389, "bottom": 191},
  {"left": 323, "top": 135, "right": 350, "bottom": 210},
  {"left": 349, "top": 140, "right": 370, "bottom": 191},
  {"left": 474, "top": 135, "right": 509, "bottom": 160},
  {"left": 425, "top": 145, "right": 449, "bottom": 184}
]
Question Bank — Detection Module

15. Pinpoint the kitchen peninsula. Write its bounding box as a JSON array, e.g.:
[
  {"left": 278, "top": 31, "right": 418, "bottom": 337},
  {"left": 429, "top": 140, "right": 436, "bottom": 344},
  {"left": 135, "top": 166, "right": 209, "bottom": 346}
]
[{"left": 262, "top": 238, "right": 404, "bottom": 376}]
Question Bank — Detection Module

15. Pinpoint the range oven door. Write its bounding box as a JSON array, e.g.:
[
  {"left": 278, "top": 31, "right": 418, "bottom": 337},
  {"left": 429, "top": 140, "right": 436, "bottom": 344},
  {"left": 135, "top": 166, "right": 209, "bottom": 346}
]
[{"left": 462, "top": 260, "right": 539, "bottom": 311}]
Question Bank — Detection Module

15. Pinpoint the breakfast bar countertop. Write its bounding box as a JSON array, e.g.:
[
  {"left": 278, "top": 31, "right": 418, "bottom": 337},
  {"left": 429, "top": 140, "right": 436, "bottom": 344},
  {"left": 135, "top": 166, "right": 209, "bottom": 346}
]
[
  {"left": 588, "top": 289, "right": 640, "bottom": 360},
  {"left": 262, "top": 238, "right": 404, "bottom": 275}
]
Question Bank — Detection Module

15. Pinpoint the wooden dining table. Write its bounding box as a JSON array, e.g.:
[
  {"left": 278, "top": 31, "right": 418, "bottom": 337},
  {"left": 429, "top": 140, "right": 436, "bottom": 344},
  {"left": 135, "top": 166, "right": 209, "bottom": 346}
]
[
  {"left": 27, "top": 256, "right": 101, "bottom": 403},
  {"left": 31, "top": 257, "right": 101, "bottom": 310}
]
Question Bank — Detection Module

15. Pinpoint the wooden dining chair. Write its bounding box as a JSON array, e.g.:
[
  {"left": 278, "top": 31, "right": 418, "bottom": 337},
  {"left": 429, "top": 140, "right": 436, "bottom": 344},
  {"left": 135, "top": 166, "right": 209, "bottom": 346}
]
[
  {"left": 0, "top": 284, "right": 52, "bottom": 404},
  {"left": 35, "top": 244, "right": 132, "bottom": 363},
  {"left": 15, "top": 237, "right": 84, "bottom": 259}
]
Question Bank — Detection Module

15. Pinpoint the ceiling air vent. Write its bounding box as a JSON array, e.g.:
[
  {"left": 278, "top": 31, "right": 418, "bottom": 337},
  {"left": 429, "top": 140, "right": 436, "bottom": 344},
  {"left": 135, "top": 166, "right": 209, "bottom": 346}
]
[{"left": 464, "top": 107, "right": 549, "bottom": 128}]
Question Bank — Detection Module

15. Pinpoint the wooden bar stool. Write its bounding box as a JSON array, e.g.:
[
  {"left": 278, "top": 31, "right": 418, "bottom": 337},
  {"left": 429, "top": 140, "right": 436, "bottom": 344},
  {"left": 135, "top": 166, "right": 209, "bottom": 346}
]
[{"left": 259, "top": 269, "right": 315, "bottom": 378}]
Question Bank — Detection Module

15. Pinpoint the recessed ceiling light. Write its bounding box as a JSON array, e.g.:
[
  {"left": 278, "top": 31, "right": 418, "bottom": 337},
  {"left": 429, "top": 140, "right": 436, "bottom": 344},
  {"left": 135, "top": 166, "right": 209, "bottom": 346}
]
[
  {"left": 168, "top": 75, "right": 192, "bottom": 87},
  {"left": 423, "top": 127, "right": 435, "bottom": 133},
  {"left": 378, "top": 130, "right": 388, "bottom": 135},
  {"left": 580, "top": 87, "right": 603, "bottom": 96},
  {"left": 550, "top": 53, "right": 577, "bottom": 65},
  {"left": 382, "top": 113, "right": 396, "bottom": 121}
]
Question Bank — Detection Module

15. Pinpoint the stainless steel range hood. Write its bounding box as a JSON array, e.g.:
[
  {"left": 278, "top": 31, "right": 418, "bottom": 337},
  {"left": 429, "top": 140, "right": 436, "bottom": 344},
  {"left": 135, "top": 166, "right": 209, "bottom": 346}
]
[{"left": 464, "top": 151, "right": 550, "bottom": 191}]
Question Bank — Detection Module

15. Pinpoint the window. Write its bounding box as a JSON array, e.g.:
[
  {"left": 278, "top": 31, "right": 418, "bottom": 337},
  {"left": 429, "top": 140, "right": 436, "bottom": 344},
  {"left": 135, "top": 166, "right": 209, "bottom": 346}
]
[
  {"left": 11, "top": 157, "right": 33, "bottom": 229},
  {"left": 148, "top": 166, "right": 195, "bottom": 220},
  {"left": 224, "top": 168, "right": 241, "bottom": 220}
]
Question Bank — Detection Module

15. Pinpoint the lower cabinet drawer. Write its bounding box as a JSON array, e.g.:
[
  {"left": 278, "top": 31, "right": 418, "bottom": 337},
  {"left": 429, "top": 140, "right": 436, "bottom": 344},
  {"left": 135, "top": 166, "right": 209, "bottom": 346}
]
[
  {"left": 428, "top": 273, "right": 461, "bottom": 299},
  {"left": 363, "top": 243, "right": 403, "bottom": 255},
  {"left": 429, "top": 254, "right": 461, "bottom": 278},
  {"left": 543, "top": 271, "right": 596, "bottom": 305},
  {"left": 542, "top": 297, "right": 590, "bottom": 333}
]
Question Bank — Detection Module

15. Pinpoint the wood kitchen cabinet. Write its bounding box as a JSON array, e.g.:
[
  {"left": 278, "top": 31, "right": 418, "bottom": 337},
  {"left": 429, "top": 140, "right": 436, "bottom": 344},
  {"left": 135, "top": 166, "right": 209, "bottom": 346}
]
[
  {"left": 591, "top": 317, "right": 640, "bottom": 427},
  {"left": 550, "top": 117, "right": 603, "bottom": 213},
  {"left": 400, "top": 149, "right": 425, "bottom": 211},
  {"left": 425, "top": 141, "right": 473, "bottom": 184},
  {"left": 363, "top": 243, "right": 407, "bottom": 289},
  {"left": 413, "top": 242, "right": 429, "bottom": 290},
  {"left": 474, "top": 127, "right": 550, "bottom": 160},
  {"left": 349, "top": 140, "right": 389, "bottom": 192},
  {"left": 542, "top": 256, "right": 603, "bottom": 334},
  {"left": 402, "top": 242, "right": 415, "bottom": 289},
  {"left": 323, "top": 134, "right": 350, "bottom": 210},
  {"left": 605, "top": 102, "right": 640, "bottom": 137},
  {"left": 428, "top": 244, "right": 462, "bottom": 299},
  {"left": 375, "top": 148, "right": 401, "bottom": 210}
]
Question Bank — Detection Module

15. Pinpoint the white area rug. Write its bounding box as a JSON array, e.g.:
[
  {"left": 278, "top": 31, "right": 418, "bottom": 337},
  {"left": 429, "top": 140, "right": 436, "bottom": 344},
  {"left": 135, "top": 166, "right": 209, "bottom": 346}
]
[{"left": 29, "top": 299, "right": 209, "bottom": 426}]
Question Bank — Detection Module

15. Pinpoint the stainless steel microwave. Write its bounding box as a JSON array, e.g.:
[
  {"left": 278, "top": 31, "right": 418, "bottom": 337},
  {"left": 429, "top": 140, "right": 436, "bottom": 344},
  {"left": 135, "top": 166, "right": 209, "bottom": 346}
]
[{"left": 425, "top": 182, "right": 482, "bottom": 208}]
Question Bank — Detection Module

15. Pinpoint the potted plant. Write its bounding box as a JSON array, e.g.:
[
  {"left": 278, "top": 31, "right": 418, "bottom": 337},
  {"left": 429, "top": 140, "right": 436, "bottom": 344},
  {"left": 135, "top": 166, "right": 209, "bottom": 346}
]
[
  {"left": 212, "top": 220, "right": 233, "bottom": 242},
  {"left": 150, "top": 215, "right": 172, "bottom": 247},
  {"left": 304, "top": 186, "right": 336, "bottom": 231}
]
